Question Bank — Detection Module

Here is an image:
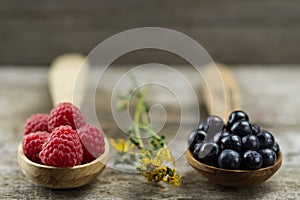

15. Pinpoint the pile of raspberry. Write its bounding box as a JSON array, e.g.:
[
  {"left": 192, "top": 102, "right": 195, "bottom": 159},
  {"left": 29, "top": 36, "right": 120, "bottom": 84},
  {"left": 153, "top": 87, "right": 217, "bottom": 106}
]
[{"left": 22, "top": 102, "right": 105, "bottom": 167}]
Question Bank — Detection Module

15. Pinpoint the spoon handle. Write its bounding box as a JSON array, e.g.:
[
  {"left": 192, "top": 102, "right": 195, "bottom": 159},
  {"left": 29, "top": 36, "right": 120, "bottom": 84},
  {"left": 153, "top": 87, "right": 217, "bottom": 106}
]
[
  {"left": 201, "top": 63, "right": 241, "bottom": 120},
  {"left": 48, "top": 54, "right": 89, "bottom": 108}
]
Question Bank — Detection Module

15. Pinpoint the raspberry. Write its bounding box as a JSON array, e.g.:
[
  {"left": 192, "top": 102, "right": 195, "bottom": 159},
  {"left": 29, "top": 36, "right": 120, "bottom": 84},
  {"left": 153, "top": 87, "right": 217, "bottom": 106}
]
[
  {"left": 24, "top": 114, "right": 49, "bottom": 135},
  {"left": 78, "top": 124, "right": 105, "bottom": 164},
  {"left": 39, "top": 125, "right": 83, "bottom": 167},
  {"left": 22, "top": 131, "right": 50, "bottom": 163},
  {"left": 48, "top": 102, "right": 86, "bottom": 132}
]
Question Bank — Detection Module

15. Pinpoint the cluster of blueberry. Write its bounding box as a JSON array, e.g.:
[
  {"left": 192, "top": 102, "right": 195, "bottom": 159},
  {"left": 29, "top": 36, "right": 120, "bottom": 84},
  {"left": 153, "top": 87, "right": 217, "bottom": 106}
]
[{"left": 188, "top": 111, "right": 280, "bottom": 170}]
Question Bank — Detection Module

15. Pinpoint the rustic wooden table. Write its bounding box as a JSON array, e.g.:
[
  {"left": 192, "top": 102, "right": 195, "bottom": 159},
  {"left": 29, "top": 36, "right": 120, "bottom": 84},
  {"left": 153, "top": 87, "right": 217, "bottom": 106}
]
[{"left": 0, "top": 65, "right": 299, "bottom": 199}]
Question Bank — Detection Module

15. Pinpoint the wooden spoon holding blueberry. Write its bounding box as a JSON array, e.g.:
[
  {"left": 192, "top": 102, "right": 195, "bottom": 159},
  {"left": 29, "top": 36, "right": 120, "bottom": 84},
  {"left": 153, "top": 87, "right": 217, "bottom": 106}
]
[
  {"left": 186, "top": 63, "right": 282, "bottom": 187},
  {"left": 18, "top": 54, "right": 109, "bottom": 189}
]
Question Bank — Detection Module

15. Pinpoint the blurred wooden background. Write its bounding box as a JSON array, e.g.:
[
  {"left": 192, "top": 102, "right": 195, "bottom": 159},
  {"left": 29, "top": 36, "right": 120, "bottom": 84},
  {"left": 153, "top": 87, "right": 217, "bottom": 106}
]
[{"left": 0, "top": 0, "right": 300, "bottom": 65}]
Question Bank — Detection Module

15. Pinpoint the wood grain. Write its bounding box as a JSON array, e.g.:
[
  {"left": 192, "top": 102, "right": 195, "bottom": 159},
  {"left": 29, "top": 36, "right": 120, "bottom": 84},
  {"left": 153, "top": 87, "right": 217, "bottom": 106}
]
[{"left": 0, "top": 0, "right": 300, "bottom": 65}]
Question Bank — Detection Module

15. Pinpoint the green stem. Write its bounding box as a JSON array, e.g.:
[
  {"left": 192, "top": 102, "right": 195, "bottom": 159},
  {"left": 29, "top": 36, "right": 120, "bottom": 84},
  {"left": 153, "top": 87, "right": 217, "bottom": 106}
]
[
  {"left": 138, "top": 124, "right": 167, "bottom": 149},
  {"left": 141, "top": 100, "right": 149, "bottom": 125},
  {"left": 141, "top": 110, "right": 149, "bottom": 125},
  {"left": 138, "top": 124, "right": 159, "bottom": 139},
  {"left": 134, "top": 94, "right": 144, "bottom": 149}
]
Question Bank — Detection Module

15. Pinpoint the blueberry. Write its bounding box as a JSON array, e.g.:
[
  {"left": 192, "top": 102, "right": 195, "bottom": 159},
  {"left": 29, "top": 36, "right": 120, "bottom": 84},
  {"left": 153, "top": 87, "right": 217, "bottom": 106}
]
[
  {"left": 251, "top": 123, "right": 261, "bottom": 135},
  {"left": 198, "top": 122, "right": 208, "bottom": 132},
  {"left": 227, "top": 110, "right": 249, "bottom": 130},
  {"left": 198, "top": 142, "right": 220, "bottom": 165},
  {"left": 259, "top": 148, "right": 277, "bottom": 167},
  {"left": 214, "top": 131, "right": 230, "bottom": 144},
  {"left": 205, "top": 116, "right": 225, "bottom": 140},
  {"left": 188, "top": 131, "right": 197, "bottom": 152},
  {"left": 213, "top": 131, "right": 222, "bottom": 144},
  {"left": 188, "top": 129, "right": 197, "bottom": 146},
  {"left": 188, "top": 129, "right": 207, "bottom": 152},
  {"left": 192, "top": 143, "right": 203, "bottom": 158},
  {"left": 241, "top": 134, "right": 260, "bottom": 151},
  {"left": 196, "top": 130, "right": 207, "bottom": 142},
  {"left": 230, "top": 120, "right": 252, "bottom": 137},
  {"left": 205, "top": 115, "right": 224, "bottom": 124},
  {"left": 218, "top": 149, "right": 241, "bottom": 169},
  {"left": 220, "top": 134, "right": 242, "bottom": 152},
  {"left": 242, "top": 150, "right": 262, "bottom": 169},
  {"left": 257, "top": 130, "right": 275, "bottom": 148},
  {"left": 272, "top": 142, "right": 280, "bottom": 157}
]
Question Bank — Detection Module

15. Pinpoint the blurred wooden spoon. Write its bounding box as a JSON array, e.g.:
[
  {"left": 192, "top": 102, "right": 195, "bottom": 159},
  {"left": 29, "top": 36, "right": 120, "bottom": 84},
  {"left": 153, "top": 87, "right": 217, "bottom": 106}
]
[{"left": 201, "top": 62, "right": 241, "bottom": 119}]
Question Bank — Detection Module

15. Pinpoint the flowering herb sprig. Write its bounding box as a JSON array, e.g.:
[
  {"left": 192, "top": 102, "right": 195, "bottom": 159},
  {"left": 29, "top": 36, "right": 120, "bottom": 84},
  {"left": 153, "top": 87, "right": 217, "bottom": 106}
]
[{"left": 110, "top": 77, "right": 181, "bottom": 187}]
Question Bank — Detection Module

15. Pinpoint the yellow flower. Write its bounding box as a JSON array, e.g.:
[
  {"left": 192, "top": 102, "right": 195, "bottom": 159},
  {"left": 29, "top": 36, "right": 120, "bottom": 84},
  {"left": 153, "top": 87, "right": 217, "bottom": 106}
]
[
  {"left": 137, "top": 149, "right": 181, "bottom": 187},
  {"left": 141, "top": 166, "right": 167, "bottom": 182},
  {"left": 164, "top": 169, "right": 182, "bottom": 187},
  {"left": 110, "top": 138, "right": 135, "bottom": 154}
]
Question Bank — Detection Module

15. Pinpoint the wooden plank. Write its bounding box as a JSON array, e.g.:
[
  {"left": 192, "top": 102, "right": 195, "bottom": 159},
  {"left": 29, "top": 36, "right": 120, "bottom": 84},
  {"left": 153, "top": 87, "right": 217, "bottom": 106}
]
[
  {"left": 0, "top": 66, "right": 300, "bottom": 199},
  {"left": 0, "top": 0, "right": 300, "bottom": 64},
  {"left": 1, "top": 0, "right": 300, "bottom": 22},
  {"left": 1, "top": 24, "right": 300, "bottom": 64},
  {"left": 1, "top": 65, "right": 300, "bottom": 127}
]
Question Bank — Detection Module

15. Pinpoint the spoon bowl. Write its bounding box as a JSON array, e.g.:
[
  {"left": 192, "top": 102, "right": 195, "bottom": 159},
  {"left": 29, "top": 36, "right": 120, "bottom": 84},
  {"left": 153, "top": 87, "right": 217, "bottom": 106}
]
[
  {"left": 186, "top": 149, "right": 282, "bottom": 187},
  {"left": 18, "top": 139, "right": 109, "bottom": 189}
]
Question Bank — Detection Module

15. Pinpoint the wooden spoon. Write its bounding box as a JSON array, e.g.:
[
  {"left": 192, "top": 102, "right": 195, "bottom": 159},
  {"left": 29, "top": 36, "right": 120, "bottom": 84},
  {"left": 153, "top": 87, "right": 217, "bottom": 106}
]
[
  {"left": 200, "top": 63, "right": 242, "bottom": 120},
  {"left": 18, "top": 54, "right": 109, "bottom": 189},
  {"left": 186, "top": 63, "right": 282, "bottom": 187},
  {"left": 186, "top": 150, "right": 282, "bottom": 187}
]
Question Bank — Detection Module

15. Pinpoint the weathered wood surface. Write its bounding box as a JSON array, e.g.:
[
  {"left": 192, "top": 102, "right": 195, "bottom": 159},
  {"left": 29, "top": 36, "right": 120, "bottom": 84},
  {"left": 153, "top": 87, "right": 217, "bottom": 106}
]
[
  {"left": 1, "top": 1, "right": 300, "bottom": 65},
  {"left": 1, "top": 66, "right": 300, "bottom": 199}
]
